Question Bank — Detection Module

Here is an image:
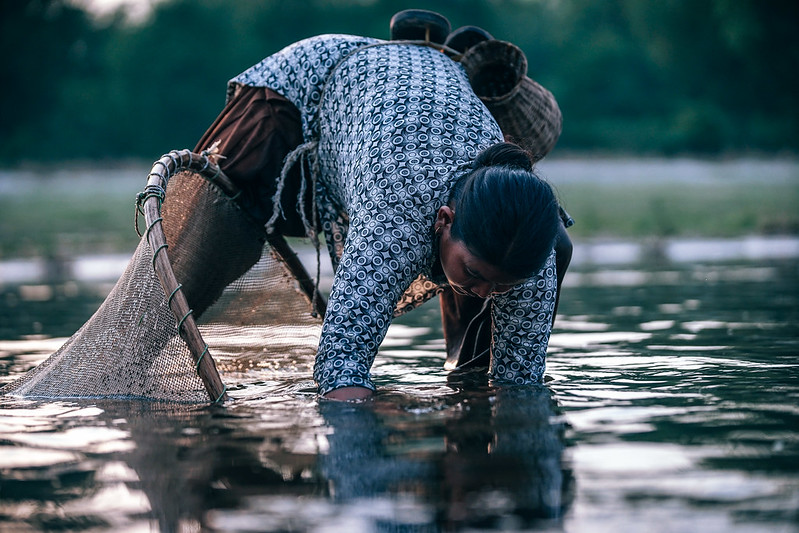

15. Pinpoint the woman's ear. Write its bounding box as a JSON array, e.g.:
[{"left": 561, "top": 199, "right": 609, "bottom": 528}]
[{"left": 435, "top": 206, "right": 455, "bottom": 233}]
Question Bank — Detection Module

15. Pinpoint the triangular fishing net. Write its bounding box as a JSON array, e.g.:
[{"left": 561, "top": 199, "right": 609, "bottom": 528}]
[{"left": 1, "top": 151, "right": 324, "bottom": 403}]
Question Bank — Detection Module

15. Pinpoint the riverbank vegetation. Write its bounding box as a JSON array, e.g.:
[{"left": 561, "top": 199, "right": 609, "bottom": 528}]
[
  {"left": 2, "top": 0, "right": 797, "bottom": 164},
  {"left": 2, "top": 158, "right": 796, "bottom": 258},
  {"left": 2, "top": 1, "right": 797, "bottom": 259}
]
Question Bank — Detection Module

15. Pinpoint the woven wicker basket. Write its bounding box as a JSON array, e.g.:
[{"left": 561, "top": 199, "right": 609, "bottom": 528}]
[
  {"left": 461, "top": 40, "right": 562, "bottom": 161},
  {"left": 389, "top": 9, "right": 451, "bottom": 44}
]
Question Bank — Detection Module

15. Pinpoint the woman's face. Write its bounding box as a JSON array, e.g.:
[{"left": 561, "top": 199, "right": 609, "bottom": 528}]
[{"left": 435, "top": 206, "right": 525, "bottom": 299}]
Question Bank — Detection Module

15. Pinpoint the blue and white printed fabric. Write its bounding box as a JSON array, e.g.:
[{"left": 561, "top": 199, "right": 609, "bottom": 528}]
[{"left": 229, "top": 35, "right": 556, "bottom": 394}]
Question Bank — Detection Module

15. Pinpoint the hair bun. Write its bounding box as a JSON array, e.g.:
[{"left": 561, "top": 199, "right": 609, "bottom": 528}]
[{"left": 474, "top": 142, "right": 533, "bottom": 171}]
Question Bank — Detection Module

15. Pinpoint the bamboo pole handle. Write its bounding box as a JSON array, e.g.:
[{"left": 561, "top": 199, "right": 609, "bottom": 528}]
[{"left": 140, "top": 150, "right": 230, "bottom": 403}]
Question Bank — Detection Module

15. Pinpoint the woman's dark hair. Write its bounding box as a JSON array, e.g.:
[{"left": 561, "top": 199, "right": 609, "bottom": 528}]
[{"left": 449, "top": 142, "right": 559, "bottom": 279}]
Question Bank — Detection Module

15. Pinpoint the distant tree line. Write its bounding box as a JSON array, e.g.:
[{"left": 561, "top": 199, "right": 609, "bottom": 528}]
[{"left": 2, "top": 0, "right": 797, "bottom": 164}]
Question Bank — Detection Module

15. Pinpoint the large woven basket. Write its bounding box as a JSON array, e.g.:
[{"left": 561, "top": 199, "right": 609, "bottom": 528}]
[{"left": 461, "top": 40, "right": 562, "bottom": 161}]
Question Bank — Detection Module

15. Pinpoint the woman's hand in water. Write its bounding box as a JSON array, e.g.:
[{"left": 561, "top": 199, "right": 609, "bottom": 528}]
[{"left": 323, "top": 386, "right": 374, "bottom": 401}]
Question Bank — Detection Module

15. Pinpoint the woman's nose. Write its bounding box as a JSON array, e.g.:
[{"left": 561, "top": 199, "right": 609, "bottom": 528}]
[
  {"left": 472, "top": 281, "right": 515, "bottom": 298},
  {"left": 471, "top": 281, "right": 495, "bottom": 299}
]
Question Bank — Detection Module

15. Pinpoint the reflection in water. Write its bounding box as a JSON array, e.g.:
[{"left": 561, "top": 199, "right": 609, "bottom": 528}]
[
  {"left": 0, "top": 401, "right": 144, "bottom": 530},
  {"left": 439, "top": 379, "right": 573, "bottom": 527},
  {"left": 318, "top": 378, "right": 572, "bottom": 530},
  {"left": 0, "top": 258, "right": 797, "bottom": 531},
  {"left": 0, "top": 381, "right": 570, "bottom": 531}
]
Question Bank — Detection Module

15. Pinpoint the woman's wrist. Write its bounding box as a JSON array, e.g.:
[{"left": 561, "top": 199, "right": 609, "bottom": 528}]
[{"left": 322, "top": 386, "right": 374, "bottom": 401}]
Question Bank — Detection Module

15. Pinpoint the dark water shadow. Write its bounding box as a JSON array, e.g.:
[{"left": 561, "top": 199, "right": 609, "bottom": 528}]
[{"left": 0, "top": 373, "right": 573, "bottom": 532}]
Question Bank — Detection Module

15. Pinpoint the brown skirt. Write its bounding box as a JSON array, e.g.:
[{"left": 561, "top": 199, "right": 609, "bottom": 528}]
[{"left": 194, "top": 86, "right": 309, "bottom": 234}]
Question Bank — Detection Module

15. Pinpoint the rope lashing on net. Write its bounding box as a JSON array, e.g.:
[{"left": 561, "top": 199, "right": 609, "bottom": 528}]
[
  {"left": 167, "top": 284, "right": 183, "bottom": 307},
  {"left": 152, "top": 243, "right": 169, "bottom": 269},
  {"left": 134, "top": 184, "right": 165, "bottom": 237},
  {"left": 177, "top": 308, "right": 195, "bottom": 333},
  {"left": 134, "top": 149, "right": 235, "bottom": 404},
  {"left": 173, "top": 307, "right": 226, "bottom": 405},
  {"left": 195, "top": 344, "right": 209, "bottom": 372}
]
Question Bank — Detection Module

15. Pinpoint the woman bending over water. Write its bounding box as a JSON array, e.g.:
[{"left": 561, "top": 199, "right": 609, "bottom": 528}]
[{"left": 178, "top": 33, "right": 572, "bottom": 400}]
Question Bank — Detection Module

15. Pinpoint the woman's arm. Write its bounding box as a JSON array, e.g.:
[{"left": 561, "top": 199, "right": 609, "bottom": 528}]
[
  {"left": 323, "top": 386, "right": 374, "bottom": 400},
  {"left": 488, "top": 250, "right": 558, "bottom": 384},
  {"left": 553, "top": 220, "right": 573, "bottom": 325},
  {"left": 313, "top": 208, "right": 431, "bottom": 396}
]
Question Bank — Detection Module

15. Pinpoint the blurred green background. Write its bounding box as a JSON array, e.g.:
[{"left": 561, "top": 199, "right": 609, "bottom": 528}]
[
  {"left": 1, "top": 0, "right": 797, "bottom": 260},
  {"left": 2, "top": 0, "right": 798, "bottom": 164}
]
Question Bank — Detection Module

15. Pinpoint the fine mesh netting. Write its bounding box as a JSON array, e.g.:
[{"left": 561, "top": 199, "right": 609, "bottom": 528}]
[
  {"left": 1, "top": 151, "right": 323, "bottom": 403},
  {"left": 197, "top": 245, "right": 325, "bottom": 381},
  {"left": 2, "top": 238, "right": 209, "bottom": 402}
]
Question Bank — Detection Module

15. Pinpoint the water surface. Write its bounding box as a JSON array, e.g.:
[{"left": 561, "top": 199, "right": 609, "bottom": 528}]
[{"left": 1, "top": 254, "right": 797, "bottom": 532}]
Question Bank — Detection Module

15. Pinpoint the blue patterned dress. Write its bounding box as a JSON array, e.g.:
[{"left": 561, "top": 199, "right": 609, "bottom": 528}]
[{"left": 229, "top": 35, "right": 557, "bottom": 394}]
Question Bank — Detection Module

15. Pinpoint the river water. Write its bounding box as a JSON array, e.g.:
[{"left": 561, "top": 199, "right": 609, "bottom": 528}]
[
  {"left": 1, "top": 248, "right": 797, "bottom": 532},
  {"left": 1, "top": 157, "right": 798, "bottom": 532}
]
